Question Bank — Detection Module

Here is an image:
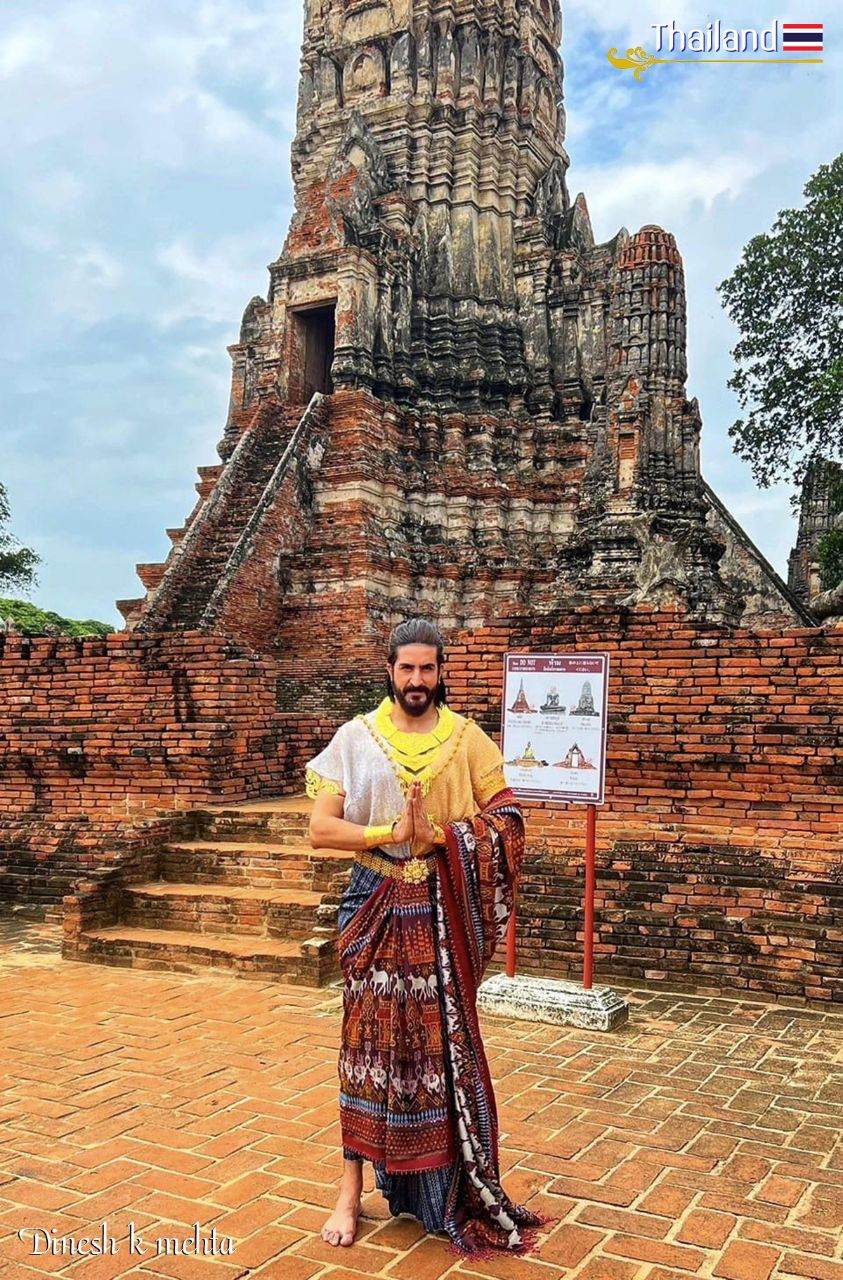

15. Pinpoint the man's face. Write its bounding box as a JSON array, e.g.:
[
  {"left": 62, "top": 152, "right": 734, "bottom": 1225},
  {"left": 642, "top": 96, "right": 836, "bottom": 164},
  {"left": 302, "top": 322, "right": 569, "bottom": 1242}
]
[{"left": 388, "top": 643, "right": 441, "bottom": 717}]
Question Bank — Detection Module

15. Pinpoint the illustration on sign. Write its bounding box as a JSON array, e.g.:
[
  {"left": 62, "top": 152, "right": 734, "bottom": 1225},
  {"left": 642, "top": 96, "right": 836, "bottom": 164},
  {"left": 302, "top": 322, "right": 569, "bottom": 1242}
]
[
  {"left": 508, "top": 679, "right": 536, "bottom": 714},
  {"left": 540, "top": 686, "right": 565, "bottom": 713},
  {"left": 500, "top": 652, "right": 610, "bottom": 804}
]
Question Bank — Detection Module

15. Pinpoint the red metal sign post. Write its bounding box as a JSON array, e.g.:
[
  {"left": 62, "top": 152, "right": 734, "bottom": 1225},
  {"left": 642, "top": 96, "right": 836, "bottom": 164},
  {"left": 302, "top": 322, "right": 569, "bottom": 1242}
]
[
  {"left": 505, "top": 801, "right": 596, "bottom": 983},
  {"left": 500, "top": 650, "right": 610, "bottom": 989},
  {"left": 582, "top": 802, "right": 597, "bottom": 989}
]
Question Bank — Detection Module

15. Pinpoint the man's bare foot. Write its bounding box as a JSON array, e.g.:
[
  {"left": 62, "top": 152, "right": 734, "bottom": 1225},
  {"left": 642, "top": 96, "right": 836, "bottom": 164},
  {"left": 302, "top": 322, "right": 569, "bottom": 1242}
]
[{"left": 321, "top": 1188, "right": 362, "bottom": 1247}]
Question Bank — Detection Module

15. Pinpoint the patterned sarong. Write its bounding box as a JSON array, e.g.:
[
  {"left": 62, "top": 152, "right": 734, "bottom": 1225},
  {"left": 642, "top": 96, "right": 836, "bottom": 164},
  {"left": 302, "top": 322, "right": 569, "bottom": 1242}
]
[{"left": 336, "top": 789, "right": 555, "bottom": 1257}]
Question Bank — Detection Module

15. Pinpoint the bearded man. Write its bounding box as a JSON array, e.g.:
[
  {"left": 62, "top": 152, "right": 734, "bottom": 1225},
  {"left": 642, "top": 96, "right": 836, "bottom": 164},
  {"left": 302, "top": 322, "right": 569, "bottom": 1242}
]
[{"left": 305, "top": 617, "right": 550, "bottom": 1257}]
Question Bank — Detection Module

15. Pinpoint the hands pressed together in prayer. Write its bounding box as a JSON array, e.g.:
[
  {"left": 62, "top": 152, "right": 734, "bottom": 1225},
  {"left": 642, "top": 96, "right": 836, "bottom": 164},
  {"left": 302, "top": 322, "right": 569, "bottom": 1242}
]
[{"left": 392, "top": 781, "right": 441, "bottom": 854}]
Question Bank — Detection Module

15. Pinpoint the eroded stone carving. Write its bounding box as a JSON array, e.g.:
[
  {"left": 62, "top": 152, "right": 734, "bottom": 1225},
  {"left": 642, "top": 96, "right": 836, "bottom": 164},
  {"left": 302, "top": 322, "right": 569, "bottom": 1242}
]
[{"left": 325, "top": 110, "right": 392, "bottom": 244}]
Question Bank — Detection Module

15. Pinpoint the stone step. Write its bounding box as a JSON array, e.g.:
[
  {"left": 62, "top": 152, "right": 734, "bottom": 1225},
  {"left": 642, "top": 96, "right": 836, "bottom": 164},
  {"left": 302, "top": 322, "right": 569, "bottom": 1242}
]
[
  {"left": 194, "top": 795, "right": 311, "bottom": 823},
  {"left": 162, "top": 841, "right": 353, "bottom": 892},
  {"left": 189, "top": 795, "right": 314, "bottom": 843},
  {"left": 200, "top": 796, "right": 313, "bottom": 814},
  {"left": 63, "top": 792, "right": 346, "bottom": 986},
  {"left": 76, "top": 925, "right": 339, "bottom": 984},
  {"left": 122, "top": 881, "right": 332, "bottom": 939},
  {"left": 166, "top": 839, "right": 340, "bottom": 853},
  {"left": 194, "top": 815, "right": 311, "bottom": 843}
]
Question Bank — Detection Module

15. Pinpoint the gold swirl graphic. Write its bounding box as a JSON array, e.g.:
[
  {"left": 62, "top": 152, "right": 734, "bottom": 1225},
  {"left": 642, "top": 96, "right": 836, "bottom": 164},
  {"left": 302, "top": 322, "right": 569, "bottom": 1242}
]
[
  {"left": 605, "top": 45, "right": 822, "bottom": 77},
  {"left": 607, "top": 46, "right": 663, "bottom": 81}
]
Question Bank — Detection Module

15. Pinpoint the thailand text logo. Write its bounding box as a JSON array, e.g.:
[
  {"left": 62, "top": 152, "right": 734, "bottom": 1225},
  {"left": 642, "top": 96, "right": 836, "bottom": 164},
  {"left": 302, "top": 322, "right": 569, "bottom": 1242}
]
[{"left": 608, "top": 19, "right": 825, "bottom": 81}]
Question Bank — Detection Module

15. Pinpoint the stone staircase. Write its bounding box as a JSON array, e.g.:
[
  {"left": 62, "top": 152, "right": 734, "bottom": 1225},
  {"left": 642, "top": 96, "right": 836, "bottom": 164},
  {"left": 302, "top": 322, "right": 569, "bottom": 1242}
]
[
  {"left": 68, "top": 796, "right": 354, "bottom": 985},
  {"left": 117, "top": 399, "right": 306, "bottom": 630}
]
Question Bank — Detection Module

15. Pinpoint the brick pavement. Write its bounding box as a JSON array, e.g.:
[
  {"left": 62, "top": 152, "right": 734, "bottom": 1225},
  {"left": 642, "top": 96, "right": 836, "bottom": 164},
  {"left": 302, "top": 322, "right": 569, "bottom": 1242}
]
[{"left": 0, "top": 916, "right": 841, "bottom": 1280}]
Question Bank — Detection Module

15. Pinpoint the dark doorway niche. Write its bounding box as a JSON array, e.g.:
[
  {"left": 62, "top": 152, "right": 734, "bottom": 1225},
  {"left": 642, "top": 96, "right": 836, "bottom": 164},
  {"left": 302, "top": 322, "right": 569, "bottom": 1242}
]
[{"left": 289, "top": 302, "right": 335, "bottom": 403}]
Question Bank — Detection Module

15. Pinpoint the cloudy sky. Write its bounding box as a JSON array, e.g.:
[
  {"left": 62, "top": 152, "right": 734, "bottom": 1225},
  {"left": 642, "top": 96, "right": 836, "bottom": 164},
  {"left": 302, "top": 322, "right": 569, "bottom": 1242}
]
[{"left": 1, "top": 0, "right": 838, "bottom": 627}]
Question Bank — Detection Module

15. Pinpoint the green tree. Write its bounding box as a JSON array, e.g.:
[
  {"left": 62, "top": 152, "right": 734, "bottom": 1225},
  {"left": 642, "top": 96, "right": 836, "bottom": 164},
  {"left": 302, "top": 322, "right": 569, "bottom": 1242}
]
[
  {"left": 0, "top": 480, "right": 40, "bottom": 592},
  {"left": 0, "top": 597, "right": 114, "bottom": 637},
  {"left": 717, "top": 154, "right": 843, "bottom": 491}
]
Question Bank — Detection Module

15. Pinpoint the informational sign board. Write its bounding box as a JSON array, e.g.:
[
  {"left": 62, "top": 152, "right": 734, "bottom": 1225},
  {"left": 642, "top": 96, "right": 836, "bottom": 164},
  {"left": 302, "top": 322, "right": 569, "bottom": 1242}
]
[{"left": 500, "top": 651, "right": 610, "bottom": 805}]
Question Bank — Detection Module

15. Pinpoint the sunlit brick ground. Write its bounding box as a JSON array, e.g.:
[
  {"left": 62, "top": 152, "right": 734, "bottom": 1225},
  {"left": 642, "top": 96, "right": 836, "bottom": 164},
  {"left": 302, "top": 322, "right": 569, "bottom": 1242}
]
[{"left": 1, "top": 915, "right": 841, "bottom": 1280}]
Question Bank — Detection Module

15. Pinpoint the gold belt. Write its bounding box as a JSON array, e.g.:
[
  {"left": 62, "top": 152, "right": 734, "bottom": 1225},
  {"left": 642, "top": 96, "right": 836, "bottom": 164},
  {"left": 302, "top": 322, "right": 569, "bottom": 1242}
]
[{"left": 356, "top": 848, "right": 437, "bottom": 883}]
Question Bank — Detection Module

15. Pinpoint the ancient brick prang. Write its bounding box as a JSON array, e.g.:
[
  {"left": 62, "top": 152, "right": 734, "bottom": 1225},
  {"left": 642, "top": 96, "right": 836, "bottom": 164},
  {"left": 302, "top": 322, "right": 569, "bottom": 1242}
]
[
  {"left": 115, "top": 0, "right": 810, "bottom": 635},
  {"left": 788, "top": 459, "right": 843, "bottom": 620}
]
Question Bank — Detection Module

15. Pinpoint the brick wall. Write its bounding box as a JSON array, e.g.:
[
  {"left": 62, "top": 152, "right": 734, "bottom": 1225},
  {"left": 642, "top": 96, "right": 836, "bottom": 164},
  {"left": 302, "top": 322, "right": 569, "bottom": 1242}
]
[
  {"left": 449, "top": 608, "right": 840, "bottom": 856},
  {"left": 445, "top": 607, "right": 842, "bottom": 1002},
  {"left": 0, "top": 631, "right": 297, "bottom": 819},
  {"left": 0, "top": 631, "right": 296, "bottom": 905},
  {"left": 1, "top": 609, "right": 840, "bottom": 1001}
]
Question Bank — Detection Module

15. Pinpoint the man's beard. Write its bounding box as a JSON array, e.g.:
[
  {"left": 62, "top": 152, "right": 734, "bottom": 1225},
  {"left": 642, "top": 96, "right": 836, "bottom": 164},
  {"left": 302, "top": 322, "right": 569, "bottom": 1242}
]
[{"left": 394, "top": 684, "right": 436, "bottom": 717}]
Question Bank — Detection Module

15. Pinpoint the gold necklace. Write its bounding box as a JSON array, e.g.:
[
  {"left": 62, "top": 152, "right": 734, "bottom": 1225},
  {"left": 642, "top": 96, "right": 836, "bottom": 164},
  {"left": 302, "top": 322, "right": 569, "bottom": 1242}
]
[{"left": 359, "top": 697, "right": 464, "bottom": 795}]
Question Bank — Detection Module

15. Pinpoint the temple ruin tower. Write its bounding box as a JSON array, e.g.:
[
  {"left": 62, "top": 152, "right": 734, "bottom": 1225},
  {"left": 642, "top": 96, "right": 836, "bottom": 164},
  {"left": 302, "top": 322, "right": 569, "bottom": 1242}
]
[
  {"left": 221, "top": 0, "right": 570, "bottom": 430},
  {"left": 117, "top": 0, "right": 812, "bottom": 645},
  {"left": 788, "top": 460, "right": 843, "bottom": 620}
]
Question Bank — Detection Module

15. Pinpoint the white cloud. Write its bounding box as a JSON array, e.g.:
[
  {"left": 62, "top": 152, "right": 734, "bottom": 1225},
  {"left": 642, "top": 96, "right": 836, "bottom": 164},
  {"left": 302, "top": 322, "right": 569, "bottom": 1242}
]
[
  {"left": 0, "top": 2, "right": 293, "bottom": 161},
  {"left": 0, "top": 23, "right": 51, "bottom": 78},
  {"left": 573, "top": 155, "right": 763, "bottom": 239},
  {"left": 75, "top": 246, "right": 123, "bottom": 289},
  {"left": 24, "top": 168, "right": 86, "bottom": 216},
  {"left": 151, "top": 86, "right": 263, "bottom": 147},
  {"left": 155, "top": 233, "right": 280, "bottom": 329}
]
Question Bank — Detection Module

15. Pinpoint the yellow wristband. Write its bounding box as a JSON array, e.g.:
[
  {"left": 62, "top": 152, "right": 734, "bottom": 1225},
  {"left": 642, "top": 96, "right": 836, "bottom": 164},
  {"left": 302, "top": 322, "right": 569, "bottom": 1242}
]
[{"left": 364, "top": 822, "right": 397, "bottom": 850}]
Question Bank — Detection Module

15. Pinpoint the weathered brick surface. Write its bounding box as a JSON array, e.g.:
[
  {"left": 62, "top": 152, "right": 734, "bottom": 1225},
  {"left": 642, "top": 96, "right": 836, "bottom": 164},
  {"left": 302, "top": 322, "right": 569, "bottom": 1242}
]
[
  {"left": 443, "top": 611, "right": 841, "bottom": 1001},
  {"left": 0, "top": 631, "right": 296, "bottom": 909},
  {"left": 2, "top": 608, "right": 840, "bottom": 1000}
]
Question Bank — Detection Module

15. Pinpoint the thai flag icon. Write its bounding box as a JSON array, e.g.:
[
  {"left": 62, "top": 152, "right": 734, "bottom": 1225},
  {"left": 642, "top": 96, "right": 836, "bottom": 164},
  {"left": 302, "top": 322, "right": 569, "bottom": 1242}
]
[{"left": 781, "top": 23, "right": 824, "bottom": 52}]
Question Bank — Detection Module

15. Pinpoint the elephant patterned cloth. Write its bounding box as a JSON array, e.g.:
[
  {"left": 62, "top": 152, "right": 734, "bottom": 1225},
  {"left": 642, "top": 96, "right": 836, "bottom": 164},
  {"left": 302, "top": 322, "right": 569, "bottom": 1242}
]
[{"left": 336, "top": 790, "right": 555, "bottom": 1258}]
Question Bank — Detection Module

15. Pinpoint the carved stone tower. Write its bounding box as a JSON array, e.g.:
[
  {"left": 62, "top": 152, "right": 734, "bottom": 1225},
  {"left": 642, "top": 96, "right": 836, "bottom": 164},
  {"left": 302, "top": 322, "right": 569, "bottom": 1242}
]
[
  {"left": 222, "top": 0, "right": 569, "bottom": 435},
  {"left": 117, "top": 0, "right": 810, "bottom": 645},
  {"left": 788, "top": 459, "right": 843, "bottom": 618}
]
